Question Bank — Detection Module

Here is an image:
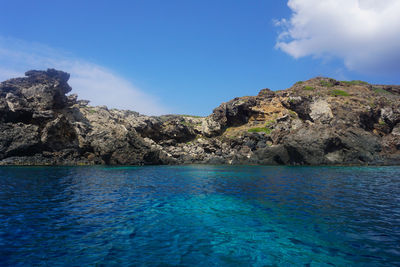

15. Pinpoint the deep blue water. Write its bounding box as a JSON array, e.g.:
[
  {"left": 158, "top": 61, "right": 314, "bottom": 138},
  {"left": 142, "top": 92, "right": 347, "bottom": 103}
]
[{"left": 0, "top": 166, "right": 399, "bottom": 266}]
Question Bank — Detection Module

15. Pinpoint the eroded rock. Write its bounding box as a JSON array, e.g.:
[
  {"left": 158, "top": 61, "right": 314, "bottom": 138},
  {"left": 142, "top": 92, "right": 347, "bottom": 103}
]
[
  {"left": 0, "top": 71, "right": 399, "bottom": 166},
  {"left": 309, "top": 99, "right": 333, "bottom": 124}
]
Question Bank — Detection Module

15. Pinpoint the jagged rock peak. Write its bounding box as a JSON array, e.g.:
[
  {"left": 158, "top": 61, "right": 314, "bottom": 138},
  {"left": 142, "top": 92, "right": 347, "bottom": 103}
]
[
  {"left": 25, "top": 69, "right": 70, "bottom": 83},
  {"left": 257, "top": 88, "right": 275, "bottom": 97},
  {"left": 1, "top": 69, "right": 72, "bottom": 94},
  {"left": 0, "top": 68, "right": 73, "bottom": 111},
  {"left": 24, "top": 69, "right": 72, "bottom": 95}
]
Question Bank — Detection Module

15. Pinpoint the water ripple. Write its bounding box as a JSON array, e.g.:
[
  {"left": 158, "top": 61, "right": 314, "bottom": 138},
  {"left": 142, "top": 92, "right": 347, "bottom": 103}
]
[{"left": 0, "top": 166, "right": 399, "bottom": 266}]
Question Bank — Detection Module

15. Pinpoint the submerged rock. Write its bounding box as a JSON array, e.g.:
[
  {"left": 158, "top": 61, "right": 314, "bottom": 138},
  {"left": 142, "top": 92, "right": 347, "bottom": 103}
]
[{"left": 0, "top": 70, "right": 399, "bottom": 165}]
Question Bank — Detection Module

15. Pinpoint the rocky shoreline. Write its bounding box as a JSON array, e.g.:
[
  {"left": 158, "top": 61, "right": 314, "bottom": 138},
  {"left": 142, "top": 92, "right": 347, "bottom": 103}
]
[{"left": 0, "top": 69, "right": 399, "bottom": 166}]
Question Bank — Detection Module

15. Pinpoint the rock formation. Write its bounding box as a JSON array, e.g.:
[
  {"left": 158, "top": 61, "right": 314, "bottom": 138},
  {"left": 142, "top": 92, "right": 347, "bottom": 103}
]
[{"left": 0, "top": 69, "right": 399, "bottom": 165}]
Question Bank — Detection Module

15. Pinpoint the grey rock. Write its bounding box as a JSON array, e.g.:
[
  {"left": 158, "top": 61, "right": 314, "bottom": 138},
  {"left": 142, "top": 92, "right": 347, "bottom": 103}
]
[
  {"left": 309, "top": 99, "right": 333, "bottom": 124},
  {"left": 0, "top": 123, "right": 40, "bottom": 160},
  {"left": 0, "top": 71, "right": 399, "bottom": 166}
]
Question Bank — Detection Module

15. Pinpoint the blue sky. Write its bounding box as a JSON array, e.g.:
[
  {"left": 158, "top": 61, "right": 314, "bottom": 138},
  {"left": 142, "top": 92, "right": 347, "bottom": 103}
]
[{"left": 1, "top": 0, "right": 399, "bottom": 115}]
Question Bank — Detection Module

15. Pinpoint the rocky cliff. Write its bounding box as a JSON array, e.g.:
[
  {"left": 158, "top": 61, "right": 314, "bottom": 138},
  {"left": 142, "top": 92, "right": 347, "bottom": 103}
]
[{"left": 1, "top": 69, "right": 399, "bottom": 165}]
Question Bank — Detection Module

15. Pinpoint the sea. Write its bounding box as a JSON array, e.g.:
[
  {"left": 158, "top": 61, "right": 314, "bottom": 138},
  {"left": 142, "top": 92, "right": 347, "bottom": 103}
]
[{"left": 0, "top": 165, "right": 399, "bottom": 266}]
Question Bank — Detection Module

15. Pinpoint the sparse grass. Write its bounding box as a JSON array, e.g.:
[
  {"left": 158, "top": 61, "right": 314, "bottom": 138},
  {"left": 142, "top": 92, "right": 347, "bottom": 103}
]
[
  {"left": 372, "top": 87, "right": 393, "bottom": 95},
  {"left": 288, "top": 110, "right": 298, "bottom": 117},
  {"left": 330, "top": 89, "right": 350, "bottom": 97},
  {"left": 341, "top": 80, "right": 368, "bottom": 86},
  {"left": 88, "top": 108, "right": 96, "bottom": 114},
  {"left": 320, "top": 80, "right": 335, "bottom": 87},
  {"left": 248, "top": 127, "right": 272, "bottom": 134},
  {"left": 303, "top": 86, "right": 315, "bottom": 91},
  {"left": 295, "top": 81, "right": 304, "bottom": 85},
  {"left": 369, "top": 101, "right": 376, "bottom": 109},
  {"left": 182, "top": 121, "right": 192, "bottom": 127},
  {"left": 182, "top": 121, "right": 201, "bottom": 127},
  {"left": 265, "top": 119, "right": 275, "bottom": 126},
  {"left": 180, "top": 114, "right": 203, "bottom": 118},
  {"left": 378, "top": 119, "right": 386, "bottom": 126},
  {"left": 223, "top": 127, "right": 239, "bottom": 138}
]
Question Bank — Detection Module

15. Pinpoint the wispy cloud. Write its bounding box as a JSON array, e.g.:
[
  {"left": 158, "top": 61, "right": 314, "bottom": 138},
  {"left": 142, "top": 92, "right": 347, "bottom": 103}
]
[
  {"left": 0, "top": 36, "right": 169, "bottom": 115},
  {"left": 276, "top": 0, "right": 400, "bottom": 75}
]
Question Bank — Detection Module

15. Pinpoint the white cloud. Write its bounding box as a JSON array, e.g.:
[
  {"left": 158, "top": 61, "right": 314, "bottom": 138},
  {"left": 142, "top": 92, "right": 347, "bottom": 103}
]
[
  {"left": 276, "top": 0, "right": 400, "bottom": 74},
  {"left": 0, "top": 37, "right": 169, "bottom": 115}
]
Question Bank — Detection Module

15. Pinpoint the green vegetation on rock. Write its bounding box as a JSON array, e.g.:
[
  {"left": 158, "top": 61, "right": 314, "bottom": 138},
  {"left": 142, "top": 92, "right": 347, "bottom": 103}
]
[
  {"left": 288, "top": 110, "right": 298, "bottom": 117},
  {"left": 180, "top": 114, "right": 204, "bottom": 118},
  {"left": 320, "top": 80, "right": 336, "bottom": 87},
  {"left": 330, "top": 89, "right": 350, "bottom": 96},
  {"left": 341, "top": 80, "right": 368, "bottom": 86},
  {"left": 248, "top": 127, "right": 272, "bottom": 134},
  {"left": 373, "top": 87, "right": 393, "bottom": 95},
  {"left": 303, "top": 86, "right": 315, "bottom": 91}
]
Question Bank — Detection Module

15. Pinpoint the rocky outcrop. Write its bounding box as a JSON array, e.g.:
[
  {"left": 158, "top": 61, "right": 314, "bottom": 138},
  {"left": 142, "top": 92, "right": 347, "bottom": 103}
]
[
  {"left": 0, "top": 70, "right": 399, "bottom": 165},
  {"left": 201, "top": 96, "right": 257, "bottom": 137}
]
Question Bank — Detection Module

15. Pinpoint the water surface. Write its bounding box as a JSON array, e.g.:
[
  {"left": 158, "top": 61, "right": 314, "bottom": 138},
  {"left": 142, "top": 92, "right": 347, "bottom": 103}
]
[{"left": 0, "top": 166, "right": 399, "bottom": 266}]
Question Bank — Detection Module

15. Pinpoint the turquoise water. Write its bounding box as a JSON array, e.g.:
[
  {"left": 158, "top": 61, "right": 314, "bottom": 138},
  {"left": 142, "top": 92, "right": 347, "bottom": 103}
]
[{"left": 0, "top": 166, "right": 399, "bottom": 266}]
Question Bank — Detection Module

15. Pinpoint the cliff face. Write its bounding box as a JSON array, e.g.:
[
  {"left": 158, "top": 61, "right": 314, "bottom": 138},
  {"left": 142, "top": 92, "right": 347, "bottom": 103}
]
[{"left": 0, "top": 69, "right": 399, "bottom": 165}]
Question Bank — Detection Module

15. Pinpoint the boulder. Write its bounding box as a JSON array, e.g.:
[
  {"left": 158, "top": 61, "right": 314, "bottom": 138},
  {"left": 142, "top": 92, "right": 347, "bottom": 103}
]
[
  {"left": 0, "top": 123, "right": 40, "bottom": 160},
  {"left": 41, "top": 115, "right": 78, "bottom": 151},
  {"left": 309, "top": 99, "right": 333, "bottom": 124}
]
